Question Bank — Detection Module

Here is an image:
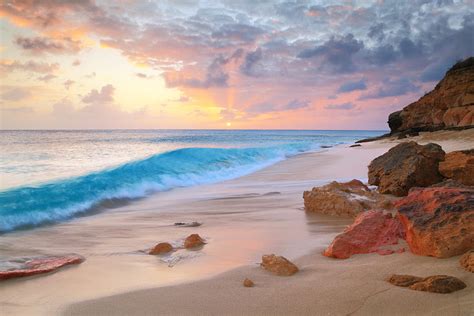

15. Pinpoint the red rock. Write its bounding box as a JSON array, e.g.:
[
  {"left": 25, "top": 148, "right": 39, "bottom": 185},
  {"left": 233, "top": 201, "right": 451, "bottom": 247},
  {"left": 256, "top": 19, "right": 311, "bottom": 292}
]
[
  {"left": 243, "top": 278, "right": 254, "bottom": 287},
  {"left": 0, "top": 254, "right": 84, "bottom": 281},
  {"left": 439, "top": 150, "right": 474, "bottom": 186},
  {"left": 460, "top": 250, "right": 474, "bottom": 273},
  {"left": 396, "top": 187, "right": 474, "bottom": 258},
  {"left": 409, "top": 275, "right": 467, "bottom": 294},
  {"left": 184, "top": 234, "right": 205, "bottom": 249},
  {"left": 388, "top": 57, "right": 474, "bottom": 134},
  {"left": 149, "top": 242, "right": 173, "bottom": 255},
  {"left": 260, "top": 254, "right": 299, "bottom": 276},
  {"left": 303, "top": 179, "right": 393, "bottom": 217},
  {"left": 368, "top": 142, "right": 445, "bottom": 196},
  {"left": 324, "top": 210, "right": 405, "bottom": 259}
]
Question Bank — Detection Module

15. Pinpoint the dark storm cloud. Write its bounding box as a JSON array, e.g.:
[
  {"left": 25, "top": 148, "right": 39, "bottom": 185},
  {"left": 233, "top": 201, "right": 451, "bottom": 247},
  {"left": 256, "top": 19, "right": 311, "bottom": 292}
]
[
  {"left": 337, "top": 79, "right": 367, "bottom": 93},
  {"left": 360, "top": 78, "right": 419, "bottom": 100},
  {"left": 297, "top": 34, "right": 364, "bottom": 73}
]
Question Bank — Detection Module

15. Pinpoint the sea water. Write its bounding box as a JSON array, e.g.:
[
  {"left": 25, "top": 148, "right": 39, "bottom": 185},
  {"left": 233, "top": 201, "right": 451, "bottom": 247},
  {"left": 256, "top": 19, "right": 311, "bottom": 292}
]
[{"left": 0, "top": 130, "right": 384, "bottom": 232}]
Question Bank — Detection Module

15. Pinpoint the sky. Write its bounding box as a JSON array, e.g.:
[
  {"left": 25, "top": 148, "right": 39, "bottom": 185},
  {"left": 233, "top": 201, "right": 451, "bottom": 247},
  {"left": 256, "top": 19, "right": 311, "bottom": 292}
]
[{"left": 0, "top": 0, "right": 473, "bottom": 130}]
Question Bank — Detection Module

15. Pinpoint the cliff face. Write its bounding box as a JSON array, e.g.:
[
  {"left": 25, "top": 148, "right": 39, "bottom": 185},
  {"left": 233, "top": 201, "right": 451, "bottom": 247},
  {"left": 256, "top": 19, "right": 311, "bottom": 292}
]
[{"left": 389, "top": 57, "right": 474, "bottom": 134}]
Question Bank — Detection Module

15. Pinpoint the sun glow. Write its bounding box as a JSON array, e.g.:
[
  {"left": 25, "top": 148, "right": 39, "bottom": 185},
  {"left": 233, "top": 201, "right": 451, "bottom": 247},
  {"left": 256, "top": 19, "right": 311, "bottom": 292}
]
[{"left": 226, "top": 122, "right": 232, "bottom": 127}]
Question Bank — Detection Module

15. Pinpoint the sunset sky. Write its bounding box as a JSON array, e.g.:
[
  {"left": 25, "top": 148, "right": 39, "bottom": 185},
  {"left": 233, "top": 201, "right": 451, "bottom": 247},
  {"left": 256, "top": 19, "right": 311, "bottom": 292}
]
[{"left": 0, "top": 0, "right": 473, "bottom": 130}]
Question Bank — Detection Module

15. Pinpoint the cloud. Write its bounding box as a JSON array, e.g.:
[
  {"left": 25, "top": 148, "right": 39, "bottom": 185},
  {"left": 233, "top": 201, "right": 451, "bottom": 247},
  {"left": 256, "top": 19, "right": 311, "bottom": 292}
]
[
  {"left": 297, "top": 34, "right": 364, "bottom": 73},
  {"left": 240, "top": 48, "right": 263, "bottom": 77},
  {"left": 64, "top": 80, "right": 75, "bottom": 90},
  {"left": 246, "top": 99, "right": 310, "bottom": 114},
  {"left": 72, "top": 59, "right": 81, "bottom": 66},
  {"left": 136, "top": 73, "right": 150, "bottom": 79},
  {"left": 15, "top": 36, "right": 81, "bottom": 54},
  {"left": 282, "top": 99, "right": 310, "bottom": 110},
  {"left": 82, "top": 84, "right": 115, "bottom": 104},
  {"left": 337, "top": 79, "right": 367, "bottom": 93},
  {"left": 1, "top": 87, "right": 31, "bottom": 101},
  {"left": 359, "top": 78, "right": 419, "bottom": 99},
  {"left": 37, "top": 74, "right": 56, "bottom": 82},
  {"left": 325, "top": 102, "right": 355, "bottom": 110},
  {"left": 0, "top": 60, "right": 59, "bottom": 74}
]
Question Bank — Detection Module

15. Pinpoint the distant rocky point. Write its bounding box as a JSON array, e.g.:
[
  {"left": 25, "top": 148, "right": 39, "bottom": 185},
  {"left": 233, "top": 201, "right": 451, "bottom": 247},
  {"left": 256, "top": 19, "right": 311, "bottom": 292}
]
[{"left": 389, "top": 57, "right": 474, "bottom": 135}]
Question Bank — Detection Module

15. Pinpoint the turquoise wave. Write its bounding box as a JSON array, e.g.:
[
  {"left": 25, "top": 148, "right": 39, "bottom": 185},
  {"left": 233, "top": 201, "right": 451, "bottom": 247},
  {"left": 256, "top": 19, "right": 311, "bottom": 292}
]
[{"left": 0, "top": 143, "right": 317, "bottom": 232}]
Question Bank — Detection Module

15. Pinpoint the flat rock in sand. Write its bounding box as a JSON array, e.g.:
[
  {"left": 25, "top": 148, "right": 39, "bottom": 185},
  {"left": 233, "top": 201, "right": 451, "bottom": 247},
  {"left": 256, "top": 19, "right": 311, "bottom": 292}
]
[
  {"left": 0, "top": 254, "right": 84, "bottom": 281},
  {"left": 460, "top": 250, "right": 474, "bottom": 273},
  {"left": 260, "top": 254, "right": 299, "bottom": 276}
]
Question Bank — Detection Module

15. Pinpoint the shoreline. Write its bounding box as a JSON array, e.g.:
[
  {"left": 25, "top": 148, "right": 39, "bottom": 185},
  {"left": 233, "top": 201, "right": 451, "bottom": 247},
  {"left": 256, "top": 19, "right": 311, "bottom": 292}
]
[{"left": 1, "top": 129, "right": 473, "bottom": 315}]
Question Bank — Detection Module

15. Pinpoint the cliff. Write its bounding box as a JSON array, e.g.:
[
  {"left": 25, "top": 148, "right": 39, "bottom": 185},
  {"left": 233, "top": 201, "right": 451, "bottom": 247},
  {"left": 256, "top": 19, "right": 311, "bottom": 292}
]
[{"left": 388, "top": 57, "right": 474, "bottom": 135}]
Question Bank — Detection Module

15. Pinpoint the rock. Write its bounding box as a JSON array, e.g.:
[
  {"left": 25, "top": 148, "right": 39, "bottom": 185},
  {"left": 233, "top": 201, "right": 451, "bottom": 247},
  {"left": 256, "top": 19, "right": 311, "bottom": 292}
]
[
  {"left": 303, "top": 179, "right": 393, "bottom": 217},
  {"left": 387, "top": 274, "right": 423, "bottom": 287},
  {"left": 260, "top": 254, "right": 299, "bottom": 276},
  {"left": 174, "top": 222, "right": 202, "bottom": 227},
  {"left": 460, "top": 250, "right": 474, "bottom": 273},
  {"left": 388, "top": 57, "right": 474, "bottom": 135},
  {"left": 439, "top": 149, "right": 474, "bottom": 185},
  {"left": 0, "top": 254, "right": 84, "bottom": 281},
  {"left": 350, "top": 144, "right": 361, "bottom": 147},
  {"left": 323, "top": 210, "right": 405, "bottom": 259},
  {"left": 149, "top": 242, "right": 173, "bottom": 255},
  {"left": 409, "top": 275, "right": 467, "bottom": 294},
  {"left": 184, "top": 234, "right": 205, "bottom": 249},
  {"left": 243, "top": 278, "right": 254, "bottom": 287},
  {"left": 368, "top": 142, "right": 445, "bottom": 196},
  {"left": 396, "top": 187, "right": 474, "bottom": 258}
]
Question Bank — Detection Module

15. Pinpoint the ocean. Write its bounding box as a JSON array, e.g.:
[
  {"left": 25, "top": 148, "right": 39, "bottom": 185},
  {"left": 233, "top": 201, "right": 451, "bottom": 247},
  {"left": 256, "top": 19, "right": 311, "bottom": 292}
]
[{"left": 0, "top": 129, "right": 384, "bottom": 232}]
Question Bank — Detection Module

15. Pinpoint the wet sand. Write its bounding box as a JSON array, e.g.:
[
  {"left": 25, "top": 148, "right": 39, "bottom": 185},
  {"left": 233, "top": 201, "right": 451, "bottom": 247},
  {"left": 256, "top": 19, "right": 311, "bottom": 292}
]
[{"left": 1, "top": 129, "right": 473, "bottom": 315}]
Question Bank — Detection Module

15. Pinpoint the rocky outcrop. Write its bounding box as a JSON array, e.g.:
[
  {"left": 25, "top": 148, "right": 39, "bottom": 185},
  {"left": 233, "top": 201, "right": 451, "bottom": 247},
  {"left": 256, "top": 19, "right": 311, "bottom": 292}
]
[
  {"left": 396, "top": 187, "right": 474, "bottom": 258},
  {"left": 460, "top": 250, "right": 474, "bottom": 273},
  {"left": 388, "top": 57, "right": 474, "bottom": 135},
  {"left": 303, "top": 179, "right": 393, "bottom": 217},
  {"left": 439, "top": 149, "right": 474, "bottom": 186},
  {"left": 149, "top": 242, "right": 173, "bottom": 255},
  {"left": 323, "top": 210, "right": 405, "bottom": 259},
  {"left": 368, "top": 142, "right": 445, "bottom": 196},
  {"left": 388, "top": 274, "right": 467, "bottom": 293},
  {"left": 184, "top": 234, "right": 205, "bottom": 249},
  {"left": 0, "top": 254, "right": 84, "bottom": 281},
  {"left": 260, "top": 254, "right": 299, "bottom": 276}
]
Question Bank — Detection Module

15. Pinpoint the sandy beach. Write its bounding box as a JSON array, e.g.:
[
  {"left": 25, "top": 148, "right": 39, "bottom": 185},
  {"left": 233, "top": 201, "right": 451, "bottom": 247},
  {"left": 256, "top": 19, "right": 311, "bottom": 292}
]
[{"left": 1, "top": 130, "right": 473, "bottom": 315}]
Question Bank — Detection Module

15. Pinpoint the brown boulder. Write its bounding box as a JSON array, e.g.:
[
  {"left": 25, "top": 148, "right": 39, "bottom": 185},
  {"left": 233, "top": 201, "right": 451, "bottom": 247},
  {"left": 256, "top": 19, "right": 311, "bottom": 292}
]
[
  {"left": 388, "top": 57, "right": 474, "bottom": 134},
  {"left": 303, "top": 179, "right": 393, "bottom": 217},
  {"left": 396, "top": 187, "right": 474, "bottom": 258},
  {"left": 409, "top": 275, "right": 467, "bottom": 294},
  {"left": 387, "top": 274, "right": 423, "bottom": 287},
  {"left": 323, "top": 210, "right": 405, "bottom": 259},
  {"left": 0, "top": 254, "right": 84, "bottom": 281},
  {"left": 260, "top": 254, "right": 299, "bottom": 276},
  {"left": 439, "top": 149, "right": 474, "bottom": 185},
  {"left": 184, "top": 234, "right": 205, "bottom": 249},
  {"left": 460, "top": 250, "right": 474, "bottom": 273},
  {"left": 149, "top": 242, "right": 173, "bottom": 255},
  {"left": 243, "top": 278, "right": 254, "bottom": 287},
  {"left": 368, "top": 142, "right": 445, "bottom": 196}
]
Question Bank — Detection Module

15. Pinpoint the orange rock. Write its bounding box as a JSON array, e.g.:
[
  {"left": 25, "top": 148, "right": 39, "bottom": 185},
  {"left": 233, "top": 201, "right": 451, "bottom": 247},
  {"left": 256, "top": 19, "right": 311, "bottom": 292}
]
[
  {"left": 388, "top": 57, "right": 474, "bottom": 134},
  {"left": 184, "top": 234, "right": 205, "bottom": 249},
  {"left": 0, "top": 254, "right": 84, "bottom": 281},
  {"left": 439, "top": 150, "right": 474, "bottom": 185},
  {"left": 149, "top": 242, "right": 173, "bottom": 255},
  {"left": 323, "top": 210, "right": 405, "bottom": 259},
  {"left": 460, "top": 250, "right": 474, "bottom": 273},
  {"left": 368, "top": 142, "right": 445, "bottom": 196},
  {"left": 396, "top": 187, "right": 474, "bottom": 258},
  {"left": 243, "top": 278, "right": 254, "bottom": 287},
  {"left": 260, "top": 254, "right": 299, "bottom": 276},
  {"left": 303, "top": 179, "right": 393, "bottom": 217},
  {"left": 408, "top": 275, "right": 467, "bottom": 294}
]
